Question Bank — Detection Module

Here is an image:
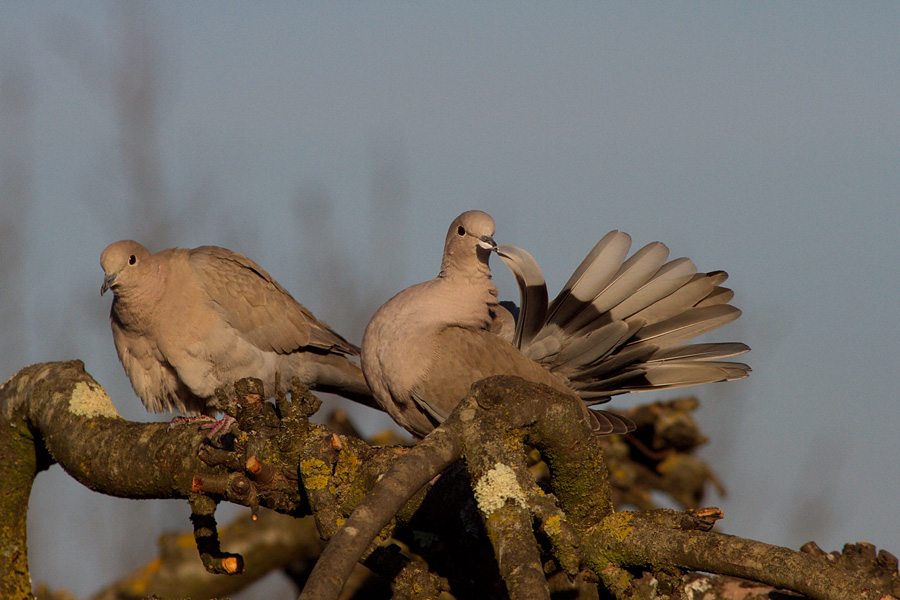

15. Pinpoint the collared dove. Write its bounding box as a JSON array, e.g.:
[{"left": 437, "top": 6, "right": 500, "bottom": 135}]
[
  {"left": 361, "top": 210, "right": 749, "bottom": 439},
  {"left": 100, "top": 240, "right": 373, "bottom": 416}
]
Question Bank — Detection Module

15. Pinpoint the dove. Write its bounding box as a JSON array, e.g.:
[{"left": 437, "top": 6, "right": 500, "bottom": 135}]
[
  {"left": 100, "top": 240, "right": 374, "bottom": 417},
  {"left": 361, "top": 210, "right": 749, "bottom": 439}
]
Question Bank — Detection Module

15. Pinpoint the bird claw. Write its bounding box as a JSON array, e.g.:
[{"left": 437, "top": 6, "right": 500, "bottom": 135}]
[
  {"left": 167, "top": 414, "right": 217, "bottom": 431},
  {"left": 203, "top": 414, "right": 237, "bottom": 440},
  {"left": 167, "top": 414, "right": 237, "bottom": 441}
]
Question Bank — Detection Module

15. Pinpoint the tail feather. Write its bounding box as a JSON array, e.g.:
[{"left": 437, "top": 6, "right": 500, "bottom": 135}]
[
  {"left": 607, "top": 257, "right": 697, "bottom": 321},
  {"left": 570, "top": 343, "right": 659, "bottom": 381},
  {"left": 572, "top": 368, "right": 649, "bottom": 394},
  {"left": 648, "top": 342, "right": 750, "bottom": 362},
  {"left": 522, "top": 322, "right": 565, "bottom": 362},
  {"left": 635, "top": 361, "right": 751, "bottom": 389},
  {"left": 493, "top": 232, "right": 749, "bottom": 429},
  {"left": 696, "top": 285, "right": 735, "bottom": 308},
  {"left": 578, "top": 391, "right": 614, "bottom": 404},
  {"left": 548, "top": 257, "right": 696, "bottom": 366},
  {"left": 307, "top": 352, "right": 379, "bottom": 410},
  {"left": 589, "top": 409, "right": 635, "bottom": 434},
  {"left": 552, "top": 319, "right": 633, "bottom": 370},
  {"left": 629, "top": 272, "right": 722, "bottom": 325},
  {"left": 577, "top": 360, "right": 749, "bottom": 397},
  {"left": 627, "top": 305, "right": 742, "bottom": 350},
  {"left": 545, "top": 231, "right": 632, "bottom": 328},
  {"left": 565, "top": 242, "right": 670, "bottom": 333}
]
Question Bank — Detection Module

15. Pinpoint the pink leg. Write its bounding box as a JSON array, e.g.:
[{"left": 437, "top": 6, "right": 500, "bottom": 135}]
[{"left": 168, "top": 414, "right": 236, "bottom": 440}]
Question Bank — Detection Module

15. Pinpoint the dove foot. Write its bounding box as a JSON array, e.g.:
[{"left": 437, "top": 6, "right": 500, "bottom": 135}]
[
  {"left": 202, "top": 414, "right": 237, "bottom": 440},
  {"left": 166, "top": 414, "right": 236, "bottom": 441},
  {"left": 167, "top": 414, "right": 218, "bottom": 431}
]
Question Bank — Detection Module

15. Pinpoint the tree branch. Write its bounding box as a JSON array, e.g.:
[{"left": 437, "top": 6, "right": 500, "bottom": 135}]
[
  {"left": 592, "top": 511, "right": 898, "bottom": 600},
  {"left": 3, "top": 362, "right": 897, "bottom": 600},
  {"left": 463, "top": 414, "right": 550, "bottom": 600},
  {"left": 0, "top": 362, "right": 422, "bottom": 598},
  {"left": 298, "top": 374, "right": 899, "bottom": 600}
]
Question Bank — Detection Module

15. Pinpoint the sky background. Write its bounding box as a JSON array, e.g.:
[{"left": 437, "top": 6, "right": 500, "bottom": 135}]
[{"left": 1, "top": 3, "right": 898, "bottom": 598}]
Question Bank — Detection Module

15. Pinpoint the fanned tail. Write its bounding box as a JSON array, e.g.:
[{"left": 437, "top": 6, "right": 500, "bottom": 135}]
[{"left": 495, "top": 233, "right": 750, "bottom": 421}]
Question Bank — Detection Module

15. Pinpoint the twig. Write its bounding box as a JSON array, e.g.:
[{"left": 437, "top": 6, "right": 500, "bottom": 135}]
[{"left": 298, "top": 424, "right": 462, "bottom": 600}]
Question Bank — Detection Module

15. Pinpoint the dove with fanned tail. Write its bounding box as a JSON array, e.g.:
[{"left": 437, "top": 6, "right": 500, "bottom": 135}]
[{"left": 362, "top": 211, "right": 749, "bottom": 439}]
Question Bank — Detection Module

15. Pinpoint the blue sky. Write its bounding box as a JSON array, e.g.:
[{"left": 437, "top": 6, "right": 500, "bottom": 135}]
[{"left": 2, "top": 3, "right": 898, "bottom": 597}]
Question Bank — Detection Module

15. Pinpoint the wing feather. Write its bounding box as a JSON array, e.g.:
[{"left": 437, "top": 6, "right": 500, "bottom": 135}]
[{"left": 189, "top": 246, "right": 359, "bottom": 356}]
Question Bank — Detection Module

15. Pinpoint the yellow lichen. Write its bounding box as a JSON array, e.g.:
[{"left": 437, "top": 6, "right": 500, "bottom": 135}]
[
  {"left": 333, "top": 449, "right": 360, "bottom": 482},
  {"left": 604, "top": 511, "right": 634, "bottom": 543},
  {"left": 543, "top": 514, "right": 564, "bottom": 536},
  {"left": 67, "top": 381, "right": 120, "bottom": 419},
  {"left": 473, "top": 463, "right": 526, "bottom": 514},
  {"left": 300, "top": 458, "right": 331, "bottom": 491}
]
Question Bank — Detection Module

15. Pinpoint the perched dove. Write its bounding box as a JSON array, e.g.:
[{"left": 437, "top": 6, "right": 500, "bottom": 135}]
[
  {"left": 100, "top": 240, "right": 373, "bottom": 416},
  {"left": 361, "top": 210, "right": 749, "bottom": 438}
]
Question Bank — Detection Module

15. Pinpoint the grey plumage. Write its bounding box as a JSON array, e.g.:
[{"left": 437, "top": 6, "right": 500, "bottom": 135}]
[
  {"left": 100, "top": 240, "right": 373, "bottom": 416},
  {"left": 497, "top": 231, "right": 750, "bottom": 404}
]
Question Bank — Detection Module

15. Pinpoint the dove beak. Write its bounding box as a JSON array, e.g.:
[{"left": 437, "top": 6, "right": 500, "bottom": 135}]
[
  {"left": 101, "top": 272, "right": 116, "bottom": 296},
  {"left": 477, "top": 235, "right": 497, "bottom": 251}
]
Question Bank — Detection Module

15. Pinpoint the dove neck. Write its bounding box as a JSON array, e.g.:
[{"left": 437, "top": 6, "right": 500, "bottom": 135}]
[
  {"left": 439, "top": 246, "right": 493, "bottom": 281},
  {"left": 113, "top": 262, "right": 168, "bottom": 315}
]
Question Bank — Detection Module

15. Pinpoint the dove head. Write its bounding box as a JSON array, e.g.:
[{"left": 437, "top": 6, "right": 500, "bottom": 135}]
[
  {"left": 440, "top": 210, "right": 497, "bottom": 277},
  {"left": 100, "top": 240, "right": 153, "bottom": 296}
]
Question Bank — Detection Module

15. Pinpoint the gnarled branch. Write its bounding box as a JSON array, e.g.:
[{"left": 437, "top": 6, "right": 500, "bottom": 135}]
[{"left": 3, "top": 362, "right": 897, "bottom": 600}]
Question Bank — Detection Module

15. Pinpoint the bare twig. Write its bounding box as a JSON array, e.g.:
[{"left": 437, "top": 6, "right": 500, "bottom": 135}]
[
  {"left": 298, "top": 425, "right": 461, "bottom": 600},
  {"left": 596, "top": 511, "right": 898, "bottom": 600}
]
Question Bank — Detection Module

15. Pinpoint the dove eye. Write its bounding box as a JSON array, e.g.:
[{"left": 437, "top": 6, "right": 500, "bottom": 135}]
[
  {"left": 128, "top": 255, "right": 137, "bottom": 265},
  {"left": 457, "top": 226, "right": 466, "bottom": 237}
]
